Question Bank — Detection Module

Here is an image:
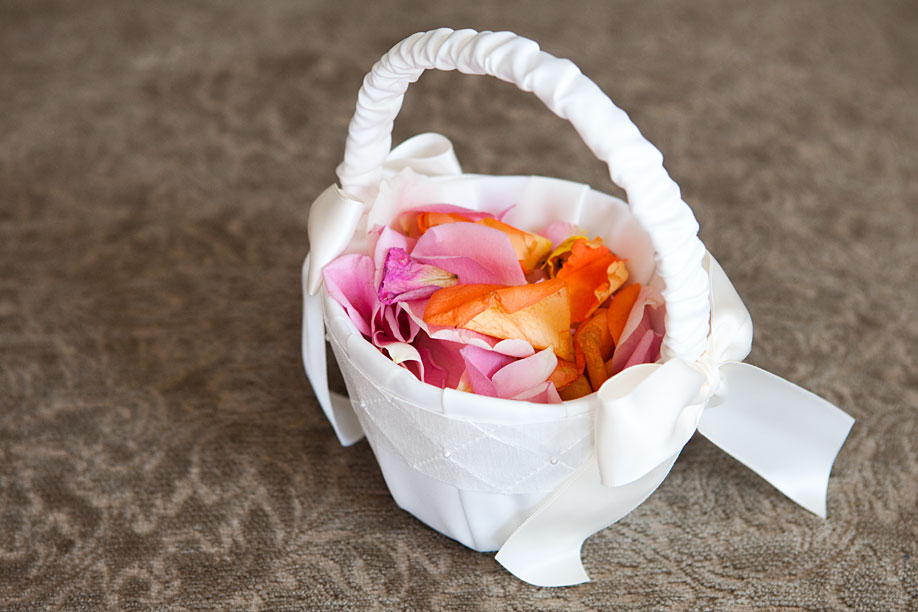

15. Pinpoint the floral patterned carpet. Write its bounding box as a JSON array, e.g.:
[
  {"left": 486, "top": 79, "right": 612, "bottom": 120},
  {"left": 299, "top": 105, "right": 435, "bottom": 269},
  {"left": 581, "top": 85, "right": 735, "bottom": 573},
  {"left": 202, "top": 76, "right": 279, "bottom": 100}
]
[{"left": 1, "top": 1, "right": 916, "bottom": 609}]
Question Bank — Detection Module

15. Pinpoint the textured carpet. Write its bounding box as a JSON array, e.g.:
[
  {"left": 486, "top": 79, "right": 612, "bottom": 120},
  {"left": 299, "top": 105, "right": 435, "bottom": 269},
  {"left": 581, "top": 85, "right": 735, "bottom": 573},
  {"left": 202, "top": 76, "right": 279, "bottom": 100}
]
[{"left": 2, "top": 1, "right": 916, "bottom": 610}]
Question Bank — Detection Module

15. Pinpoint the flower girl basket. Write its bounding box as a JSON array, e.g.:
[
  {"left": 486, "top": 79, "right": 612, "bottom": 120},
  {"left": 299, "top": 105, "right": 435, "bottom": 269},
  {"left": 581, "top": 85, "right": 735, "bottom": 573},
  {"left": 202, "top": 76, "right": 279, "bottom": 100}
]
[{"left": 302, "top": 29, "right": 854, "bottom": 587}]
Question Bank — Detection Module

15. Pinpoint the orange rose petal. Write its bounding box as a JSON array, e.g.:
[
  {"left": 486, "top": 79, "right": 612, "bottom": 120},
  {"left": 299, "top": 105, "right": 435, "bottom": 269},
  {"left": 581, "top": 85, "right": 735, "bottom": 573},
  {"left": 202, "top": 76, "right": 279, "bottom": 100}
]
[
  {"left": 465, "top": 282, "right": 574, "bottom": 361},
  {"left": 424, "top": 280, "right": 574, "bottom": 361},
  {"left": 548, "top": 357, "right": 582, "bottom": 391},
  {"left": 476, "top": 218, "right": 553, "bottom": 273},
  {"left": 423, "top": 284, "right": 505, "bottom": 328},
  {"left": 556, "top": 238, "right": 629, "bottom": 323},
  {"left": 607, "top": 283, "right": 642, "bottom": 345},
  {"left": 417, "top": 211, "right": 473, "bottom": 234},
  {"left": 559, "top": 374, "right": 593, "bottom": 400},
  {"left": 542, "top": 235, "right": 586, "bottom": 277},
  {"left": 573, "top": 308, "right": 614, "bottom": 391}
]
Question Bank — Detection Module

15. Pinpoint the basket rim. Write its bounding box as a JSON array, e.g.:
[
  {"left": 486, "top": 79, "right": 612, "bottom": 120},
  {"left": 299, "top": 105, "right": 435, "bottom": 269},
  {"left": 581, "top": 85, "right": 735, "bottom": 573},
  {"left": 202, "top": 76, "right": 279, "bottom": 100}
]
[
  {"left": 324, "top": 290, "right": 600, "bottom": 424},
  {"left": 319, "top": 170, "right": 671, "bottom": 424}
]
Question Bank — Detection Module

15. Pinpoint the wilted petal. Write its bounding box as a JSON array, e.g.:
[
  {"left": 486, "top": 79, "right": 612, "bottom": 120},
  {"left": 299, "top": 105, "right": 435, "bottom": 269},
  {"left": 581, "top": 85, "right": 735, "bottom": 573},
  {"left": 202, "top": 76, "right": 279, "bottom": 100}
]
[
  {"left": 372, "top": 226, "right": 412, "bottom": 281},
  {"left": 573, "top": 308, "right": 614, "bottom": 392},
  {"left": 553, "top": 237, "right": 629, "bottom": 323},
  {"left": 411, "top": 222, "right": 527, "bottom": 286},
  {"left": 385, "top": 342, "right": 422, "bottom": 366},
  {"left": 378, "top": 247, "right": 458, "bottom": 305}
]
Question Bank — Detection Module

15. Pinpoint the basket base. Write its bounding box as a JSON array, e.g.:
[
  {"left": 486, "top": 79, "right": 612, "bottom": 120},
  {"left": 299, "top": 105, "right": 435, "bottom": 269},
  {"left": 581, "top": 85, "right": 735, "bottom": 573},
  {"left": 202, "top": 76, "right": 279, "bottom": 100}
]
[{"left": 368, "top": 432, "right": 550, "bottom": 552}]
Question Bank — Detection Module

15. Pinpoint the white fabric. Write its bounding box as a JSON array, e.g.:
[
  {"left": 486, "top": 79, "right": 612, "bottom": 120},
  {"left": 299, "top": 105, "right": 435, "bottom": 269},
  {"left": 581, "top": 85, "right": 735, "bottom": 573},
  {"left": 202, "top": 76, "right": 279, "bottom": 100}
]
[
  {"left": 301, "top": 134, "right": 854, "bottom": 585},
  {"left": 494, "top": 255, "right": 855, "bottom": 586},
  {"left": 302, "top": 28, "right": 855, "bottom": 588},
  {"left": 301, "top": 261, "right": 365, "bottom": 446},
  {"left": 311, "top": 162, "right": 654, "bottom": 492},
  {"left": 336, "top": 27, "right": 709, "bottom": 362}
]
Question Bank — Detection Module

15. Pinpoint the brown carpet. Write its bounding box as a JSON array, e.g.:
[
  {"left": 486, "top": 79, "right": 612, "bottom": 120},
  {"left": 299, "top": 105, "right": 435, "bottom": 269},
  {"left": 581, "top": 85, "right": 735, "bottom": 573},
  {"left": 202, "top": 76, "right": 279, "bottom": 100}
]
[{"left": 2, "top": 1, "right": 916, "bottom": 610}]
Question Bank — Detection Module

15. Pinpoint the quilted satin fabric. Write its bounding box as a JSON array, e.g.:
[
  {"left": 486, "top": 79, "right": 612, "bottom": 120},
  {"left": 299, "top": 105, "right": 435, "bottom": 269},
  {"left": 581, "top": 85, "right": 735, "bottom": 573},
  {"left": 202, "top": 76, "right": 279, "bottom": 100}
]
[{"left": 1, "top": 1, "right": 916, "bottom": 610}]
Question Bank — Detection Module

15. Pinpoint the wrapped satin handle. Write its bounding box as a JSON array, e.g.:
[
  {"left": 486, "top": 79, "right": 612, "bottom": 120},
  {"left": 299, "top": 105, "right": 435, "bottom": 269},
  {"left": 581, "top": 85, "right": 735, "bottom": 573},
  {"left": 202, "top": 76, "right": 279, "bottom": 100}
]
[{"left": 337, "top": 28, "right": 710, "bottom": 361}]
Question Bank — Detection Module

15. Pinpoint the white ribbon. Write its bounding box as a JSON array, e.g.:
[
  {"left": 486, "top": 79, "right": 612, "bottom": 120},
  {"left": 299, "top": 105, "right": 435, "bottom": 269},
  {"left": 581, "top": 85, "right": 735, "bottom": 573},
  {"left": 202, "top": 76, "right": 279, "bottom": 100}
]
[
  {"left": 494, "top": 254, "right": 855, "bottom": 586},
  {"left": 303, "top": 133, "right": 855, "bottom": 587},
  {"left": 302, "top": 134, "right": 462, "bottom": 445}
]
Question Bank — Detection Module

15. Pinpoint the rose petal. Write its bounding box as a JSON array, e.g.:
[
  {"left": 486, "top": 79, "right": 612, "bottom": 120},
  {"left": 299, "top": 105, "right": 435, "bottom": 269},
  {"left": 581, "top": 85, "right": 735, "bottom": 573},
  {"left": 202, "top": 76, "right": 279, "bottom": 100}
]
[
  {"left": 608, "top": 288, "right": 666, "bottom": 375},
  {"left": 401, "top": 300, "right": 536, "bottom": 357},
  {"left": 513, "top": 382, "right": 562, "bottom": 404},
  {"left": 475, "top": 218, "right": 553, "bottom": 273},
  {"left": 399, "top": 204, "right": 496, "bottom": 237},
  {"left": 618, "top": 285, "right": 665, "bottom": 348},
  {"left": 424, "top": 280, "right": 574, "bottom": 361},
  {"left": 548, "top": 358, "right": 582, "bottom": 391},
  {"left": 460, "top": 345, "right": 515, "bottom": 397},
  {"left": 414, "top": 332, "right": 467, "bottom": 388},
  {"left": 606, "top": 283, "right": 642, "bottom": 345},
  {"left": 459, "top": 345, "right": 560, "bottom": 403},
  {"left": 620, "top": 329, "right": 663, "bottom": 372},
  {"left": 372, "top": 302, "right": 419, "bottom": 347},
  {"left": 540, "top": 220, "right": 581, "bottom": 249},
  {"left": 378, "top": 247, "right": 457, "bottom": 304},
  {"left": 322, "top": 254, "right": 377, "bottom": 337},
  {"left": 559, "top": 375, "right": 593, "bottom": 401},
  {"left": 573, "top": 308, "right": 614, "bottom": 391},
  {"left": 411, "top": 222, "right": 527, "bottom": 286},
  {"left": 492, "top": 347, "right": 558, "bottom": 399},
  {"left": 555, "top": 238, "right": 629, "bottom": 323},
  {"left": 373, "top": 226, "right": 411, "bottom": 280}
]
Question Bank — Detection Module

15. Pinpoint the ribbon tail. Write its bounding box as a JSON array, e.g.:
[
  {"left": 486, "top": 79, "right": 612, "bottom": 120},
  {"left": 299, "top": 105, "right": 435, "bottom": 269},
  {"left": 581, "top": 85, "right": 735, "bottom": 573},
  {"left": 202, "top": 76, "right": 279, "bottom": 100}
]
[
  {"left": 302, "top": 256, "right": 365, "bottom": 446},
  {"left": 306, "top": 185, "right": 366, "bottom": 295},
  {"left": 697, "top": 362, "right": 854, "bottom": 518},
  {"left": 495, "top": 452, "right": 679, "bottom": 587}
]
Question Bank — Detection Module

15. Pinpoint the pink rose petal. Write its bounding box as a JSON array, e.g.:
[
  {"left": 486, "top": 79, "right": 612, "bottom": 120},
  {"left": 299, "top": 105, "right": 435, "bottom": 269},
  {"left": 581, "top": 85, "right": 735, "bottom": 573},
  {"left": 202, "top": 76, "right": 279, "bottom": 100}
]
[
  {"left": 378, "top": 247, "right": 457, "bottom": 304},
  {"left": 414, "top": 332, "right": 467, "bottom": 388},
  {"left": 491, "top": 347, "right": 558, "bottom": 399},
  {"left": 400, "top": 300, "right": 536, "bottom": 357},
  {"left": 371, "top": 302, "right": 419, "bottom": 347},
  {"left": 411, "top": 222, "right": 527, "bottom": 286},
  {"left": 460, "top": 345, "right": 515, "bottom": 397},
  {"left": 513, "top": 382, "right": 563, "bottom": 404},
  {"left": 608, "top": 287, "right": 666, "bottom": 375},
  {"left": 541, "top": 220, "right": 581, "bottom": 248},
  {"left": 373, "top": 226, "right": 412, "bottom": 283},
  {"left": 323, "top": 254, "right": 376, "bottom": 337},
  {"left": 406, "top": 203, "right": 496, "bottom": 221},
  {"left": 620, "top": 329, "right": 663, "bottom": 372}
]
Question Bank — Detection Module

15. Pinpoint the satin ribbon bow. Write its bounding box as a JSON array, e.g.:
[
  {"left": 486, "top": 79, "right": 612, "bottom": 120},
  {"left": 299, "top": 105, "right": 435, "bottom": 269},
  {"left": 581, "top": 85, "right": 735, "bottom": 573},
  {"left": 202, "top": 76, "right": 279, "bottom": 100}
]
[
  {"left": 494, "top": 254, "right": 855, "bottom": 587},
  {"left": 303, "top": 133, "right": 855, "bottom": 588},
  {"left": 305, "top": 133, "right": 462, "bottom": 295},
  {"left": 302, "top": 134, "right": 463, "bottom": 445}
]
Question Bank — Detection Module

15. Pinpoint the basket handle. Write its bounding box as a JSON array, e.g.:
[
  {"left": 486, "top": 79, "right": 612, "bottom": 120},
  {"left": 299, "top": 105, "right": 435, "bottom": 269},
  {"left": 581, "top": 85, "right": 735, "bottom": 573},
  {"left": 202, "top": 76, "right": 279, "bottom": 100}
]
[{"left": 337, "top": 28, "right": 710, "bottom": 361}]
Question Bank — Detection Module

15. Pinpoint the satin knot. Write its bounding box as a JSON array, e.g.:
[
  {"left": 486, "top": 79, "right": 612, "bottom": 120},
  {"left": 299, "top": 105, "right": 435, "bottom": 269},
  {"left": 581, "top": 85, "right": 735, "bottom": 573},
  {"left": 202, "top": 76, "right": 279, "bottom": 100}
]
[{"left": 692, "top": 353, "right": 722, "bottom": 404}]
